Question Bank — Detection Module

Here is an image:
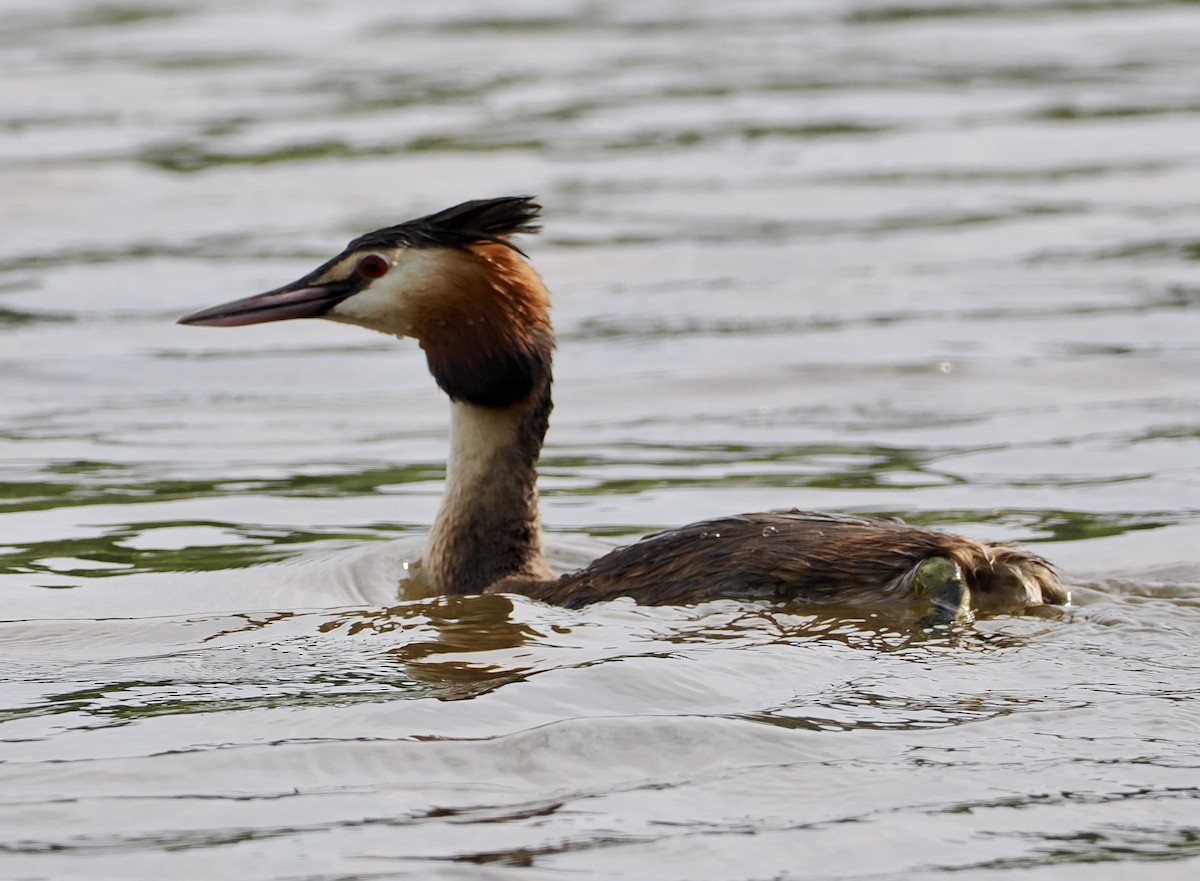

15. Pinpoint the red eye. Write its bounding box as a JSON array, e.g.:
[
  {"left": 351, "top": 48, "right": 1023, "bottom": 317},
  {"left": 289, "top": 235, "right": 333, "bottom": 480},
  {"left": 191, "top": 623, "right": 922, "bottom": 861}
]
[{"left": 357, "top": 254, "right": 390, "bottom": 278}]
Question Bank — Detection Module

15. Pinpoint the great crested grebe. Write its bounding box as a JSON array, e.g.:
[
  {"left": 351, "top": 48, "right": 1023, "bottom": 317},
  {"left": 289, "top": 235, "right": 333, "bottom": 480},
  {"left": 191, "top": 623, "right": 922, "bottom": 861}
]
[{"left": 180, "top": 196, "right": 1067, "bottom": 621}]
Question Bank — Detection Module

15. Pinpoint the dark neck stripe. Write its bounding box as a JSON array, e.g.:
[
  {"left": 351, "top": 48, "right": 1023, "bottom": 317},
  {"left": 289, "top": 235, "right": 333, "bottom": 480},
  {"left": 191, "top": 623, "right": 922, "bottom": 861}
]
[{"left": 425, "top": 329, "right": 554, "bottom": 409}]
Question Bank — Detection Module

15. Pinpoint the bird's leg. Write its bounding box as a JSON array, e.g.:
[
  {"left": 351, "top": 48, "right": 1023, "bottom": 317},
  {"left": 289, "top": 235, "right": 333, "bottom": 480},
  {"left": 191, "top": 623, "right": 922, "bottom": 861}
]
[{"left": 913, "top": 556, "right": 974, "bottom": 625}]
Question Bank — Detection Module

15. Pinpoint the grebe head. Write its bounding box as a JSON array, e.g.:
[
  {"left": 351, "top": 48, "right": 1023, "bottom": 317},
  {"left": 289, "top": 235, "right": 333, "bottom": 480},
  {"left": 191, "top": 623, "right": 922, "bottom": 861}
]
[{"left": 179, "top": 196, "right": 553, "bottom": 408}]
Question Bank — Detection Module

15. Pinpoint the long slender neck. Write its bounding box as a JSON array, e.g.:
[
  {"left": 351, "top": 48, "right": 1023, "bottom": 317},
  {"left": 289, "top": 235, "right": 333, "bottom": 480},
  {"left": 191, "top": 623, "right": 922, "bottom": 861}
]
[{"left": 425, "top": 374, "right": 554, "bottom": 595}]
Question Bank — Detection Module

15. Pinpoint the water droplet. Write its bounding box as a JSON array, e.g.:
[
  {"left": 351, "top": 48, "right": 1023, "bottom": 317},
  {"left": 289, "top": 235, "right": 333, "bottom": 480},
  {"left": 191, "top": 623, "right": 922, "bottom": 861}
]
[{"left": 761, "top": 525, "right": 779, "bottom": 537}]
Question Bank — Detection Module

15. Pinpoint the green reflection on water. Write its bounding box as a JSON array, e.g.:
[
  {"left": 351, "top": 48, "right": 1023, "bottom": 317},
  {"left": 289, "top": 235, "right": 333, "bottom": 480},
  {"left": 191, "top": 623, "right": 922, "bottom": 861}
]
[
  {"left": 72, "top": 4, "right": 182, "bottom": 28},
  {"left": 0, "top": 307, "right": 73, "bottom": 326},
  {"left": 845, "top": 1, "right": 1199, "bottom": 25},
  {"left": 544, "top": 442, "right": 961, "bottom": 494},
  {"left": 1034, "top": 102, "right": 1200, "bottom": 122},
  {"left": 0, "top": 519, "right": 397, "bottom": 577},
  {"left": 0, "top": 462, "right": 442, "bottom": 515},
  {"left": 137, "top": 135, "right": 543, "bottom": 174},
  {"left": 5, "top": 671, "right": 435, "bottom": 727}
]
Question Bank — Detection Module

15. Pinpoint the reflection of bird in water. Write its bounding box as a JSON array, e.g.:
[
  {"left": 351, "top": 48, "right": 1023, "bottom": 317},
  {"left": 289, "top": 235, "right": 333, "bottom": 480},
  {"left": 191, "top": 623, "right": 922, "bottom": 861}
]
[{"left": 180, "top": 197, "right": 1067, "bottom": 622}]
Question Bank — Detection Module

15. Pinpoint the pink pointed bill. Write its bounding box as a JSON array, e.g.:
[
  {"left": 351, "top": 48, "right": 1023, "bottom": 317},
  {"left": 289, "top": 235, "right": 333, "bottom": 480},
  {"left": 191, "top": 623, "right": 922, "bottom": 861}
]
[{"left": 178, "top": 284, "right": 351, "bottom": 327}]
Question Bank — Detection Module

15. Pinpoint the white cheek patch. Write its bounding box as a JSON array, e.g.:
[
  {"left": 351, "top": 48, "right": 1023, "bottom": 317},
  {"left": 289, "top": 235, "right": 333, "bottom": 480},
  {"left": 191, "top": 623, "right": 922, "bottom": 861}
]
[
  {"left": 327, "top": 250, "right": 448, "bottom": 339},
  {"left": 329, "top": 284, "right": 412, "bottom": 337}
]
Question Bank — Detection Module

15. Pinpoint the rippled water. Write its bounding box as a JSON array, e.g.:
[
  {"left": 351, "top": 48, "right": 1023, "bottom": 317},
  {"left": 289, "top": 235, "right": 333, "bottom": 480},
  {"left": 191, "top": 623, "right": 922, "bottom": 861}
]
[{"left": 3, "top": 1, "right": 1200, "bottom": 878}]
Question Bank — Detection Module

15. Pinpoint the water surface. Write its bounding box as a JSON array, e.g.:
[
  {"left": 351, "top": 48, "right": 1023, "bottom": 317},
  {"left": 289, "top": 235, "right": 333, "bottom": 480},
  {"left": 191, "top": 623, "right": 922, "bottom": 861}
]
[{"left": 2, "top": 1, "right": 1199, "bottom": 878}]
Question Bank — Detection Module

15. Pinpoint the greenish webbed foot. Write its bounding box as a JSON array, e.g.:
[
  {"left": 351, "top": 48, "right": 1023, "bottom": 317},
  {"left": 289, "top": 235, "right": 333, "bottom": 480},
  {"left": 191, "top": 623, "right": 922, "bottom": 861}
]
[{"left": 913, "top": 556, "right": 974, "bottom": 625}]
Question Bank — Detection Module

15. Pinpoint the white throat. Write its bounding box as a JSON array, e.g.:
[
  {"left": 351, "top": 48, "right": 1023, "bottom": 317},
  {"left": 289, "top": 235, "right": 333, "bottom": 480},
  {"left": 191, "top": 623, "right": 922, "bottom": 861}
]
[
  {"left": 424, "top": 397, "right": 551, "bottom": 594},
  {"left": 443, "top": 400, "right": 523, "bottom": 503}
]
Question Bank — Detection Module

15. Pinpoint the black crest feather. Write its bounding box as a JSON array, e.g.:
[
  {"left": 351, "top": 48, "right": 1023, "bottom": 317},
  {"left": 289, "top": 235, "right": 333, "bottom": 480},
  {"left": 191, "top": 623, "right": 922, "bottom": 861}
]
[{"left": 348, "top": 196, "right": 542, "bottom": 255}]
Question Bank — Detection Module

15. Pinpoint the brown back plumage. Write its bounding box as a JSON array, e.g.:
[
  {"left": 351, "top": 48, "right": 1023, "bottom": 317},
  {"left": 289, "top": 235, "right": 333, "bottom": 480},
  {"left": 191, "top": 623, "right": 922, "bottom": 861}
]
[{"left": 498, "top": 511, "right": 1066, "bottom": 611}]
